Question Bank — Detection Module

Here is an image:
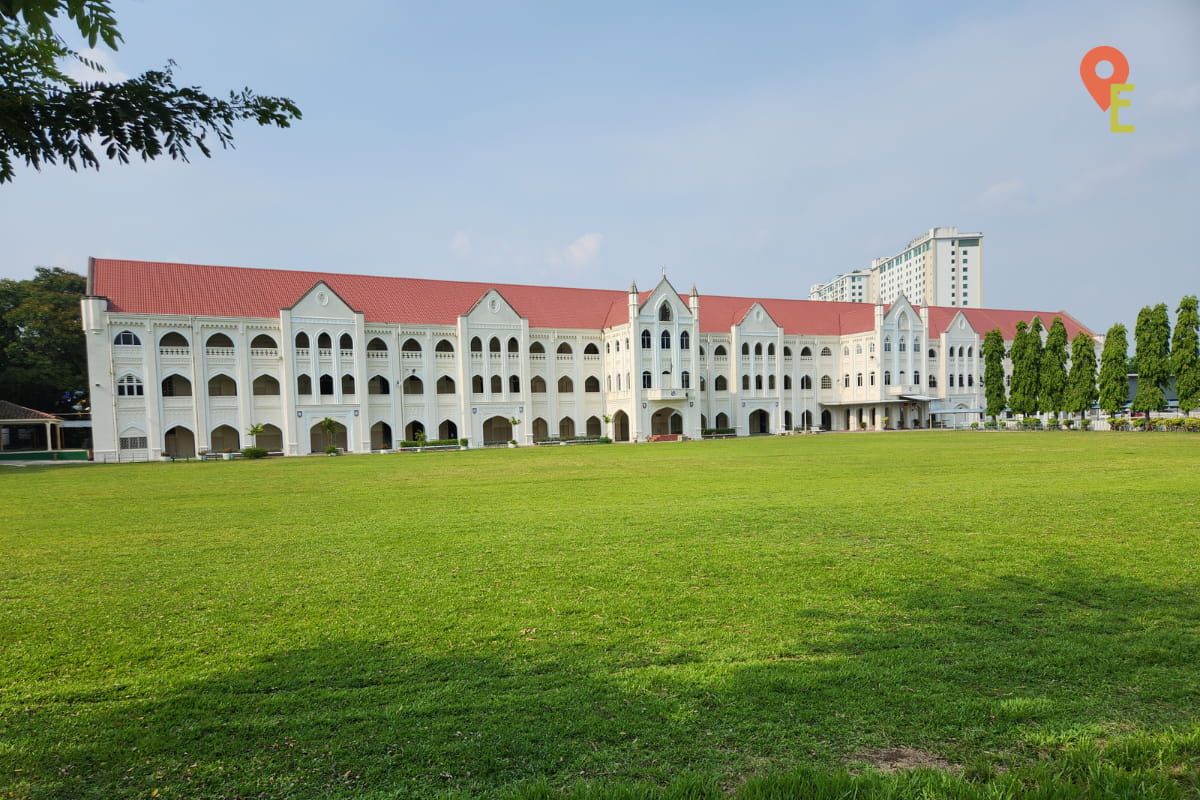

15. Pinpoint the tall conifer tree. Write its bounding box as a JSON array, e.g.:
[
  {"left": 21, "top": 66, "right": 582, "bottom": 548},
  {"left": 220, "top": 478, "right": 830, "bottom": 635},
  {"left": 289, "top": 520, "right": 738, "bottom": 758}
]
[
  {"left": 1009, "top": 320, "right": 1039, "bottom": 417},
  {"left": 1098, "top": 323, "right": 1129, "bottom": 415},
  {"left": 1131, "top": 304, "right": 1171, "bottom": 423},
  {"left": 1039, "top": 317, "right": 1068, "bottom": 415},
  {"left": 1171, "top": 295, "right": 1199, "bottom": 416},
  {"left": 982, "top": 328, "right": 1007, "bottom": 420},
  {"left": 1065, "top": 331, "right": 1098, "bottom": 419}
]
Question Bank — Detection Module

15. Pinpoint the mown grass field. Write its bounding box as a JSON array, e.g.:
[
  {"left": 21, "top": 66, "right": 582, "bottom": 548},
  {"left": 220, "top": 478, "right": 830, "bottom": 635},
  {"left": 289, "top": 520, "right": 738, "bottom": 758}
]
[{"left": 2, "top": 432, "right": 1199, "bottom": 799}]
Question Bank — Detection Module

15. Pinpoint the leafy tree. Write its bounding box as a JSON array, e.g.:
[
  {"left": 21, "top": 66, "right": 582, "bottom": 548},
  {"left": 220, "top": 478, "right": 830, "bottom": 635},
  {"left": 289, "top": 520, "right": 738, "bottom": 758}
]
[
  {"left": 1098, "top": 323, "right": 1129, "bottom": 415},
  {"left": 1039, "top": 317, "right": 1068, "bottom": 415},
  {"left": 1171, "top": 295, "right": 1199, "bottom": 415},
  {"left": 246, "top": 423, "right": 265, "bottom": 447},
  {"left": 1131, "top": 303, "right": 1171, "bottom": 423},
  {"left": 0, "top": 266, "right": 87, "bottom": 410},
  {"left": 1064, "top": 331, "right": 1098, "bottom": 419},
  {"left": 0, "top": 0, "right": 300, "bottom": 182},
  {"left": 981, "top": 328, "right": 1006, "bottom": 420},
  {"left": 1008, "top": 320, "right": 1039, "bottom": 417}
]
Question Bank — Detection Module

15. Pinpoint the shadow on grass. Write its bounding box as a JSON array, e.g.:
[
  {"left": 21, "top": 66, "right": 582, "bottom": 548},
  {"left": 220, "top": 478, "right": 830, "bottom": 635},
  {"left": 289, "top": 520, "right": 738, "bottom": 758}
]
[{"left": 7, "top": 567, "right": 1199, "bottom": 799}]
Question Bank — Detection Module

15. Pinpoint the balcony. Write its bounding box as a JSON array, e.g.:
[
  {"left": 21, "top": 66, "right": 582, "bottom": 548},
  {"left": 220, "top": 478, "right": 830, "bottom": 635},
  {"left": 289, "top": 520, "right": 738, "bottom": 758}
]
[
  {"left": 643, "top": 388, "right": 689, "bottom": 402},
  {"left": 159, "top": 346, "right": 190, "bottom": 358}
]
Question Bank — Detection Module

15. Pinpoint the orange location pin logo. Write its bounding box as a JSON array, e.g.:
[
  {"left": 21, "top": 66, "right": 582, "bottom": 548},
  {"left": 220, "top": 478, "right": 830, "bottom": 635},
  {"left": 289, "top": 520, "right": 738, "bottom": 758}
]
[{"left": 1080, "top": 45, "right": 1129, "bottom": 111}]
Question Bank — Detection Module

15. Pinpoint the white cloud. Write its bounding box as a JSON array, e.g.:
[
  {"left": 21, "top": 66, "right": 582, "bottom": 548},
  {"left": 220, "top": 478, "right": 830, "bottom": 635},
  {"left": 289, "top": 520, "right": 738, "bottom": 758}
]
[
  {"left": 449, "top": 231, "right": 472, "bottom": 258},
  {"left": 979, "top": 179, "right": 1026, "bottom": 207},
  {"left": 63, "top": 48, "right": 129, "bottom": 84},
  {"left": 555, "top": 233, "right": 604, "bottom": 267}
]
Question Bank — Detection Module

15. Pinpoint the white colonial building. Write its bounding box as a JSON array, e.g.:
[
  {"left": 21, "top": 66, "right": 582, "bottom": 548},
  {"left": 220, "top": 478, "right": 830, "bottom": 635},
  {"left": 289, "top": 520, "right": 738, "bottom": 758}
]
[{"left": 82, "top": 258, "right": 1092, "bottom": 460}]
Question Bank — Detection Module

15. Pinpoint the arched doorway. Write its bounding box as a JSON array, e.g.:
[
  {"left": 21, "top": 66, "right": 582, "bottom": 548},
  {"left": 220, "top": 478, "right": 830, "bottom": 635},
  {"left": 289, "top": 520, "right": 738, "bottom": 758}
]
[
  {"left": 820, "top": 409, "right": 832, "bottom": 431},
  {"left": 210, "top": 424, "right": 240, "bottom": 452},
  {"left": 650, "top": 407, "right": 681, "bottom": 435},
  {"left": 612, "top": 410, "right": 630, "bottom": 442},
  {"left": 309, "top": 420, "right": 347, "bottom": 453},
  {"left": 784, "top": 410, "right": 793, "bottom": 430},
  {"left": 438, "top": 419, "right": 458, "bottom": 440},
  {"left": 748, "top": 409, "right": 770, "bottom": 434},
  {"left": 801, "top": 410, "right": 813, "bottom": 429},
  {"left": 404, "top": 420, "right": 425, "bottom": 442},
  {"left": 482, "top": 415, "right": 513, "bottom": 445},
  {"left": 256, "top": 424, "right": 283, "bottom": 451},
  {"left": 715, "top": 412, "right": 729, "bottom": 430},
  {"left": 163, "top": 425, "right": 195, "bottom": 457},
  {"left": 532, "top": 417, "right": 549, "bottom": 441},
  {"left": 371, "top": 421, "right": 393, "bottom": 450}
]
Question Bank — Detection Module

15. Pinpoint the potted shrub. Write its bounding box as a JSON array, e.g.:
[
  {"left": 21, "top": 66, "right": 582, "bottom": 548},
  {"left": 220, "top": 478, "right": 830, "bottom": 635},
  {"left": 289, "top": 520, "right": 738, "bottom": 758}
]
[
  {"left": 1061, "top": 418, "right": 1074, "bottom": 429},
  {"left": 1080, "top": 418, "right": 1091, "bottom": 430}
]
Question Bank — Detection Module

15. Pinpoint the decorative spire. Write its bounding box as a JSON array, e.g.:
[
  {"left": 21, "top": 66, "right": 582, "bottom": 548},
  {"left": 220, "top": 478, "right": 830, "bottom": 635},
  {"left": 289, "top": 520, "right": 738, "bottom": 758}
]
[{"left": 630, "top": 281, "right": 638, "bottom": 294}]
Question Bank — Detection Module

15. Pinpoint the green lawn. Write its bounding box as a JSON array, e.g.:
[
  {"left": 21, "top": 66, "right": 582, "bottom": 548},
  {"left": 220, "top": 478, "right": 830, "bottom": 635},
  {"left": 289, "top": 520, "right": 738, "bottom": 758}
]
[{"left": 2, "top": 432, "right": 1198, "bottom": 799}]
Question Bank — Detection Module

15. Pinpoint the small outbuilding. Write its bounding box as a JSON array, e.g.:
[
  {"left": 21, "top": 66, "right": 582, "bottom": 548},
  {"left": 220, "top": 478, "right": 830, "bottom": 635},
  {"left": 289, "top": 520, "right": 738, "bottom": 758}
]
[{"left": 0, "top": 400, "right": 64, "bottom": 456}]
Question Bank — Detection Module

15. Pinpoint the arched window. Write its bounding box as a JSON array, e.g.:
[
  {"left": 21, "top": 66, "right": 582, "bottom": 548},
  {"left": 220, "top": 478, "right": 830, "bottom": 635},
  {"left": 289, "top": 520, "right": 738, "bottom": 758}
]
[
  {"left": 587, "top": 416, "right": 602, "bottom": 437},
  {"left": 403, "top": 376, "right": 424, "bottom": 395},
  {"left": 402, "top": 338, "right": 421, "bottom": 353},
  {"left": 714, "top": 375, "right": 728, "bottom": 391},
  {"left": 250, "top": 334, "right": 278, "bottom": 350},
  {"left": 584, "top": 342, "right": 599, "bottom": 355},
  {"left": 558, "top": 376, "right": 574, "bottom": 393},
  {"left": 641, "top": 330, "right": 652, "bottom": 349},
  {"left": 114, "top": 330, "right": 141, "bottom": 346},
  {"left": 615, "top": 340, "right": 621, "bottom": 352},
  {"left": 699, "top": 378, "right": 706, "bottom": 392},
  {"left": 531, "top": 376, "right": 546, "bottom": 393},
  {"left": 295, "top": 332, "right": 310, "bottom": 349},
  {"left": 509, "top": 375, "right": 520, "bottom": 393},
  {"left": 914, "top": 370, "right": 921, "bottom": 385},
  {"left": 948, "top": 375, "right": 955, "bottom": 387},
  {"left": 435, "top": 339, "right": 454, "bottom": 353},
  {"left": 556, "top": 342, "right": 573, "bottom": 355},
  {"left": 160, "top": 331, "right": 188, "bottom": 348},
  {"left": 207, "top": 332, "right": 234, "bottom": 349},
  {"left": 869, "top": 343, "right": 875, "bottom": 354},
  {"left": 843, "top": 374, "right": 850, "bottom": 388},
  {"left": 253, "top": 374, "right": 280, "bottom": 395},
  {"left": 754, "top": 374, "right": 763, "bottom": 390},
  {"left": 856, "top": 373, "right": 863, "bottom": 387},
  {"left": 968, "top": 375, "right": 975, "bottom": 386},
  {"left": 439, "top": 376, "right": 456, "bottom": 394},
  {"left": 743, "top": 375, "right": 751, "bottom": 390},
  {"left": 929, "top": 375, "right": 938, "bottom": 388},
  {"left": 368, "top": 375, "right": 390, "bottom": 395},
  {"left": 843, "top": 346, "right": 850, "bottom": 356},
  {"left": 366, "top": 337, "right": 388, "bottom": 356},
  {"left": 967, "top": 346, "right": 974, "bottom": 358},
  {"left": 661, "top": 330, "right": 671, "bottom": 349},
  {"left": 162, "top": 374, "right": 192, "bottom": 397},
  {"left": 297, "top": 374, "right": 312, "bottom": 394},
  {"left": 714, "top": 345, "right": 727, "bottom": 357},
  {"left": 470, "top": 337, "right": 482, "bottom": 352},
  {"left": 508, "top": 337, "right": 519, "bottom": 354},
  {"left": 607, "top": 375, "right": 612, "bottom": 391},
  {"left": 884, "top": 371, "right": 892, "bottom": 385},
  {"left": 899, "top": 339, "right": 907, "bottom": 352},
  {"left": 616, "top": 374, "right": 621, "bottom": 390},
  {"left": 959, "top": 373, "right": 965, "bottom": 386},
  {"left": 489, "top": 337, "right": 501, "bottom": 353},
  {"left": 529, "top": 341, "right": 545, "bottom": 354},
  {"left": 317, "top": 333, "right": 332, "bottom": 350},
  {"left": 869, "top": 372, "right": 875, "bottom": 386},
  {"left": 472, "top": 375, "right": 484, "bottom": 393},
  {"left": 800, "top": 346, "right": 812, "bottom": 357},
  {"left": 820, "top": 375, "right": 832, "bottom": 389},
  {"left": 784, "top": 375, "right": 792, "bottom": 389},
  {"left": 755, "top": 343, "right": 763, "bottom": 357},
  {"left": 659, "top": 302, "right": 672, "bottom": 322},
  {"left": 605, "top": 342, "right": 611, "bottom": 354},
  {"left": 681, "top": 371, "right": 690, "bottom": 389},
  {"left": 491, "top": 375, "right": 502, "bottom": 393},
  {"left": 339, "top": 333, "right": 353, "bottom": 351},
  {"left": 784, "top": 346, "right": 792, "bottom": 357},
  {"left": 800, "top": 375, "right": 811, "bottom": 390},
  {"left": 116, "top": 374, "right": 144, "bottom": 396},
  {"left": 209, "top": 374, "right": 237, "bottom": 396},
  {"left": 883, "top": 338, "right": 892, "bottom": 352},
  {"left": 584, "top": 376, "right": 600, "bottom": 392},
  {"left": 768, "top": 343, "right": 776, "bottom": 356},
  {"left": 929, "top": 348, "right": 936, "bottom": 359},
  {"left": 768, "top": 375, "right": 776, "bottom": 390},
  {"left": 341, "top": 374, "right": 355, "bottom": 394},
  {"left": 855, "top": 344, "right": 862, "bottom": 355},
  {"left": 680, "top": 331, "right": 690, "bottom": 350},
  {"left": 957, "top": 346, "right": 965, "bottom": 358},
  {"left": 642, "top": 371, "right": 652, "bottom": 389},
  {"left": 320, "top": 374, "right": 334, "bottom": 395}
]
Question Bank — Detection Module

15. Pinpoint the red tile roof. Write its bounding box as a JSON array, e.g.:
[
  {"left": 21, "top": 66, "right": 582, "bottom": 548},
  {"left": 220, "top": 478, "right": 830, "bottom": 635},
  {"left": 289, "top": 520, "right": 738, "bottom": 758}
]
[
  {"left": 89, "top": 259, "right": 1095, "bottom": 340},
  {"left": 0, "top": 400, "right": 59, "bottom": 421},
  {"left": 927, "top": 306, "right": 1095, "bottom": 340}
]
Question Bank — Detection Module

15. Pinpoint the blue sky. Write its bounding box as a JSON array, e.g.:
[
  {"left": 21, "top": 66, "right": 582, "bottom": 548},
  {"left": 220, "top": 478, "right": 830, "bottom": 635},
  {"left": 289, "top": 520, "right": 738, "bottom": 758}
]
[{"left": 1, "top": 0, "right": 1197, "bottom": 333}]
